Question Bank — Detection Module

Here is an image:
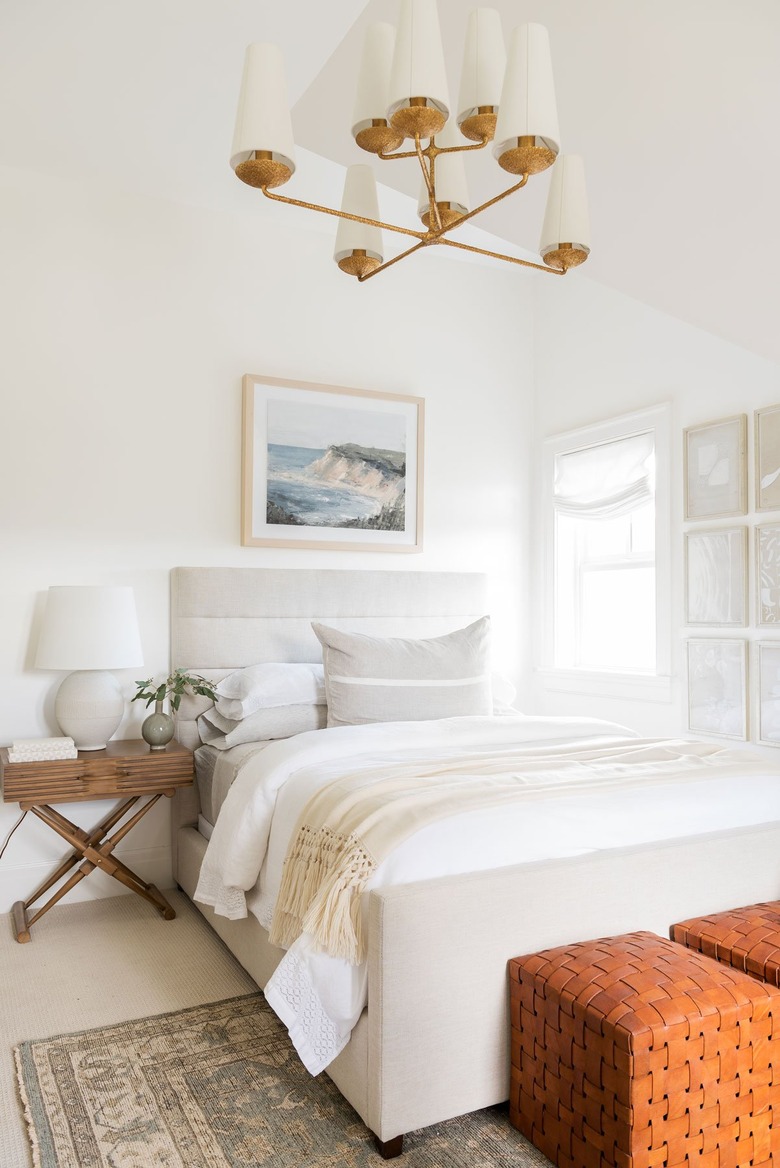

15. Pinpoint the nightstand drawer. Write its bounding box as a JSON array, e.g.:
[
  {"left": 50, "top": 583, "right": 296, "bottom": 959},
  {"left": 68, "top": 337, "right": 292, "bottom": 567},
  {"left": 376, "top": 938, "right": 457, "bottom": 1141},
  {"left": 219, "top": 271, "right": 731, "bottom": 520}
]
[{"left": 0, "top": 740, "right": 194, "bottom": 807}]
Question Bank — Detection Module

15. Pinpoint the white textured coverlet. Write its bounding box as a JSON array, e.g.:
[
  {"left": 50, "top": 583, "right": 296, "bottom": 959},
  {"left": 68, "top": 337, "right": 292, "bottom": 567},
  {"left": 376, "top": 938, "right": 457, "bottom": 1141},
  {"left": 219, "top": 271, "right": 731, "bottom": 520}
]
[{"left": 193, "top": 715, "right": 780, "bottom": 1074}]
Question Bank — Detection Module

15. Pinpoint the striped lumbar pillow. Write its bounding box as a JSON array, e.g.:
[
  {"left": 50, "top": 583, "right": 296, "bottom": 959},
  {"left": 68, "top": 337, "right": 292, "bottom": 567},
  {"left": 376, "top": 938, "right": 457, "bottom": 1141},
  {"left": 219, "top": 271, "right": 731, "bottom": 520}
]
[{"left": 312, "top": 617, "right": 492, "bottom": 728}]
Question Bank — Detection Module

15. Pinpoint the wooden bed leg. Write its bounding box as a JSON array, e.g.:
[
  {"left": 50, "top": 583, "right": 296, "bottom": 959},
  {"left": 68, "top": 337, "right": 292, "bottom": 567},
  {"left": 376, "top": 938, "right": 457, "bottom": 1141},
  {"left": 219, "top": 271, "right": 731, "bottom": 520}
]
[{"left": 374, "top": 1134, "right": 404, "bottom": 1159}]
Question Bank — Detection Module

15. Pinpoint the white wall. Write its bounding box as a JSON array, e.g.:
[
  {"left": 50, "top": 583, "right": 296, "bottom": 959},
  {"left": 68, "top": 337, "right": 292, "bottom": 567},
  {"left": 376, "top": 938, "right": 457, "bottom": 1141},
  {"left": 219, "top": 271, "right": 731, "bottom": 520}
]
[
  {"left": 0, "top": 164, "right": 535, "bottom": 912},
  {"left": 531, "top": 274, "right": 780, "bottom": 735}
]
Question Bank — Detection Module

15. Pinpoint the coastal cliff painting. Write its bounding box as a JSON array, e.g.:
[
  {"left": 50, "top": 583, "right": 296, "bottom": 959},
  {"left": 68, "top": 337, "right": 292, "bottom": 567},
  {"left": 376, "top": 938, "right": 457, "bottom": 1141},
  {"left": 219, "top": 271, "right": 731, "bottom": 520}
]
[{"left": 241, "top": 375, "right": 424, "bottom": 551}]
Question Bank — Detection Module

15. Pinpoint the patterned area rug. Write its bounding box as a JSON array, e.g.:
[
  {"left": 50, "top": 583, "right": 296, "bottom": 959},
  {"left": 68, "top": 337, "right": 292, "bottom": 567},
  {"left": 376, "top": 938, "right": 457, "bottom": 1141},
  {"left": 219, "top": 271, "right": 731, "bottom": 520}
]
[{"left": 15, "top": 993, "right": 550, "bottom": 1167}]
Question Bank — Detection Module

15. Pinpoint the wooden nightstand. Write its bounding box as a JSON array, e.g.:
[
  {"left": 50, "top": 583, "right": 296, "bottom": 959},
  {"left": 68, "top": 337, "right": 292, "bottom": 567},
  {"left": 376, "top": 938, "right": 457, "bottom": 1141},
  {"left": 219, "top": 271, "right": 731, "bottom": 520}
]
[{"left": 0, "top": 739, "right": 194, "bottom": 943}]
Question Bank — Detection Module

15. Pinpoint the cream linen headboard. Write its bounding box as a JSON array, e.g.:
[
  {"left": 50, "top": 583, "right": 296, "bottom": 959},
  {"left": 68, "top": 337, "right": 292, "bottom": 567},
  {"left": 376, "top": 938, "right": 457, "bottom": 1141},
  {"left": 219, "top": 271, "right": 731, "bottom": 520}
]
[{"left": 170, "top": 567, "right": 488, "bottom": 749}]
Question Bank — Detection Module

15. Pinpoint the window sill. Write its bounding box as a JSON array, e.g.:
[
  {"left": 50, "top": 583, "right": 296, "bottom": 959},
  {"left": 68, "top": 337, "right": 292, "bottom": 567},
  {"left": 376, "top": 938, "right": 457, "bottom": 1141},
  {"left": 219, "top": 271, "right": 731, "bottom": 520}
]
[{"left": 536, "top": 668, "right": 674, "bottom": 704}]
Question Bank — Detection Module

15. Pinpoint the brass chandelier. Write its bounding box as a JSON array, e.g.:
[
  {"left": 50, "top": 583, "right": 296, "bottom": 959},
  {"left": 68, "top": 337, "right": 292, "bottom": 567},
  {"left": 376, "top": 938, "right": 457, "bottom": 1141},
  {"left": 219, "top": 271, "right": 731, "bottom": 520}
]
[{"left": 230, "top": 1, "right": 591, "bottom": 283}]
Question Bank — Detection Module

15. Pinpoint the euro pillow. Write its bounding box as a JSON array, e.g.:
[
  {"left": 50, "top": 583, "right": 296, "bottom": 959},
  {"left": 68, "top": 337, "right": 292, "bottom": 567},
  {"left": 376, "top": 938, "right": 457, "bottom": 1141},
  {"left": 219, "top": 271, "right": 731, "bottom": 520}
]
[
  {"left": 214, "top": 662, "right": 325, "bottom": 721},
  {"left": 312, "top": 617, "right": 492, "bottom": 728},
  {"left": 198, "top": 702, "right": 327, "bottom": 750}
]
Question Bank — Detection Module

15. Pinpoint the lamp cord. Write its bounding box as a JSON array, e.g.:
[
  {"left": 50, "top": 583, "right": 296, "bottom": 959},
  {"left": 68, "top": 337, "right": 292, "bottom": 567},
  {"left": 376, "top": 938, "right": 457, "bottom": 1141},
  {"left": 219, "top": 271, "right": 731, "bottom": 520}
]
[{"left": 0, "top": 810, "right": 28, "bottom": 862}]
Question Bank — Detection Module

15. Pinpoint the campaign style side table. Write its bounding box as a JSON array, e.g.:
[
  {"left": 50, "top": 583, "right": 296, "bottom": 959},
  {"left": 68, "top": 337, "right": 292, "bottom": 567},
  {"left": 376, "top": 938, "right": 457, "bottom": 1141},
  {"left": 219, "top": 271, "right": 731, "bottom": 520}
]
[{"left": 0, "top": 739, "right": 194, "bottom": 943}]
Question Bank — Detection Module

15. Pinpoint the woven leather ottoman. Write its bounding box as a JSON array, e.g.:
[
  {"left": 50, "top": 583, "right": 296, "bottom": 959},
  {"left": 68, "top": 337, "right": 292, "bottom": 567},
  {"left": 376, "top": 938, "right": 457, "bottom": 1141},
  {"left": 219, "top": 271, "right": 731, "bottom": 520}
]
[
  {"left": 509, "top": 930, "right": 780, "bottom": 1168},
  {"left": 671, "top": 902, "right": 780, "bottom": 987}
]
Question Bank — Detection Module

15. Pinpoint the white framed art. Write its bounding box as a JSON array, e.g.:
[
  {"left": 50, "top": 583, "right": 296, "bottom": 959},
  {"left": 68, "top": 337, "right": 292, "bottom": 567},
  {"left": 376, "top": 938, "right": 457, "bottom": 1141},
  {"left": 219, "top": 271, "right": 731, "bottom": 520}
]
[
  {"left": 757, "top": 523, "right": 780, "bottom": 626},
  {"left": 683, "top": 414, "right": 747, "bottom": 520},
  {"left": 684, "top": 526, "right": 747, "bottom": 626},
  {"left": 686, "top": 638, "right": 748, "bottom": 740},
  {"left": 757, "top": 641, "right": 780, "bottom": 747},
  {"left": 241, "top": 374, "right": 424, "bottom": 552},
  {"left": 755, "top": 404, "right": 780, "bottom": 512}
]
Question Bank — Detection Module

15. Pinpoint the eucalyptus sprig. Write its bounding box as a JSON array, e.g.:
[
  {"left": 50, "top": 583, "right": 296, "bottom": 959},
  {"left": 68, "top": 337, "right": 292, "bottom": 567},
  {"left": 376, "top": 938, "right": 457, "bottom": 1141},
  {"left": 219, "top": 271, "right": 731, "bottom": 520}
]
[{"left": 131, "top": 668, "right": 218, "bottom": 712}]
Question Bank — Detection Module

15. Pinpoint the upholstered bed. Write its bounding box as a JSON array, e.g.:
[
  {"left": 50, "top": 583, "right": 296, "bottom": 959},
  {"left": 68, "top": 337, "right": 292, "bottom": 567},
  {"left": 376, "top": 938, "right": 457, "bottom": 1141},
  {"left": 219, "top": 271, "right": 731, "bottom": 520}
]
[{"left": 169, "top": 566, "right": 780, "bottom": 1157}]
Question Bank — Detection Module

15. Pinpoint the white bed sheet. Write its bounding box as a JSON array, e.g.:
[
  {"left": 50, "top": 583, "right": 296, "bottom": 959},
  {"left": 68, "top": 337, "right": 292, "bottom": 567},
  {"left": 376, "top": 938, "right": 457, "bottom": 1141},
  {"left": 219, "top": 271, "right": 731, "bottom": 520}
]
[{"left": 194, "top": 715, "right": 780, "bottom": 1074}]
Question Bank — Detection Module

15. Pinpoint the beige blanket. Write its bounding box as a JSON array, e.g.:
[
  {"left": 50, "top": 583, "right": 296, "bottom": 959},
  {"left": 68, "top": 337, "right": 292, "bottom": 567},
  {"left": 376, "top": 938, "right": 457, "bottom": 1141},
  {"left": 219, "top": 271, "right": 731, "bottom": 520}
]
[{"left": 269, "top": 737, "right": 759, "bottom": 963}]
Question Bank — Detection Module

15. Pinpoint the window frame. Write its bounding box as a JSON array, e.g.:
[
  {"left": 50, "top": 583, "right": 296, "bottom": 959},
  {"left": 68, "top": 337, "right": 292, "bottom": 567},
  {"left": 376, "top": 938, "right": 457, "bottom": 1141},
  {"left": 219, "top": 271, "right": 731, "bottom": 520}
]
[{"left": 538, "top": 404, "right": 672, "bottom": 702}]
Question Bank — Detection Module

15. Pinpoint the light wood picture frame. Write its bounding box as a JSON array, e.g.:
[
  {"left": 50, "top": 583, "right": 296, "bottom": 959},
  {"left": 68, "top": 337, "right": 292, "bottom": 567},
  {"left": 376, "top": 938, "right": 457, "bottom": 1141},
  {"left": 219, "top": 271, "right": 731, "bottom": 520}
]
[
  {"left": 756, "top": 523, "right": 780, "bottom": 626},
  {"left": 686, "top": 638, "right": 748, "bottom": 740},
  {"left": 241, "top": 374, "right": 424, "bottom": 551},
  {"left": 683, "top": 414, "right": 747, "bottom": 520},
  {"left": 756, "top": 641, "right": 780, "bottom": 747},
  {"left": 684, "top": 526, "right": 747, "bottom": 626},
  {"left": 755, "top": 404, "right": 780, "bottom": 512}
]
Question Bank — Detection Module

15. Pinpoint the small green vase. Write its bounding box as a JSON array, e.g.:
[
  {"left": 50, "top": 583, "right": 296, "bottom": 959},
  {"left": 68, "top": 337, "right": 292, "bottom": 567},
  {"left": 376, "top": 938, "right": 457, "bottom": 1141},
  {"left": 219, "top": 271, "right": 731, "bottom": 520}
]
[{"left": 141, "top": 699, "right": 175, "bottom": 751}]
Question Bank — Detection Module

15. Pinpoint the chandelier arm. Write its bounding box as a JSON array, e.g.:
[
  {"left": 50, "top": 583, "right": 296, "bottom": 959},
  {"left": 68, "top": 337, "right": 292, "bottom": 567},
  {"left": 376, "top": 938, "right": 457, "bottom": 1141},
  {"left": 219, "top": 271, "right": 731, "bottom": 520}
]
[
  {"left": 436, "top": 175, "right": 531, "bottom": 238},
  {"left": 431, "top": 138, "right": 490, "bottom": 156},
  {"left": 357, "top": 239, "right": 428, "bottom": 282},
  {"left": 260, "top": 186, "right": 425, "bottom": 241},
  {"left": 437, "top": 236, "right": 565, "bottom": 275},
  {"left": 415, "top": 136, "right": 442, "bottom": 233}
]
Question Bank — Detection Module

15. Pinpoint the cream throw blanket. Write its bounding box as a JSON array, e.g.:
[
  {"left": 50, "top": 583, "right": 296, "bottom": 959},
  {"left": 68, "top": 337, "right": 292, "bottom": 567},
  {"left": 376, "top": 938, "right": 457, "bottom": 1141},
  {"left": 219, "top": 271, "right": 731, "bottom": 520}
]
[{"left": 269, "top": 737, "right": 756, "bottom": 963}]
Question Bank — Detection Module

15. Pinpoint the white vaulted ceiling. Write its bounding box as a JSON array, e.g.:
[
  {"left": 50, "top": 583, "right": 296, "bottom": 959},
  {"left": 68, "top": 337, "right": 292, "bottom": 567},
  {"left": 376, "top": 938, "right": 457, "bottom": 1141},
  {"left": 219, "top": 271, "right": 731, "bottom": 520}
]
[{"left": 2, "top": 1, "right": 779, "bottom": 364}]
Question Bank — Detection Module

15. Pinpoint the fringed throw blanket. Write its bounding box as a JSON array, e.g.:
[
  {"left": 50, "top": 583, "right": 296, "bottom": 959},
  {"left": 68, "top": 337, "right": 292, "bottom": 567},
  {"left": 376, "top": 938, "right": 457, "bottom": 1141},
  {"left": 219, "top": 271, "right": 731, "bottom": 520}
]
[{"left": 269, "top": 737, "right": 755, "bottom": 964}]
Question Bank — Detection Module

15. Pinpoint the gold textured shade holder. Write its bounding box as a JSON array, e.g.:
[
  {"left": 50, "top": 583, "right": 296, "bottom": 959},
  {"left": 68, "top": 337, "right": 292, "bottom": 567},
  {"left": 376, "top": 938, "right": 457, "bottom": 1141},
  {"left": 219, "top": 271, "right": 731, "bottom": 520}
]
[{"left": 241, "top": 104, "right": 574, "bottom": 283}]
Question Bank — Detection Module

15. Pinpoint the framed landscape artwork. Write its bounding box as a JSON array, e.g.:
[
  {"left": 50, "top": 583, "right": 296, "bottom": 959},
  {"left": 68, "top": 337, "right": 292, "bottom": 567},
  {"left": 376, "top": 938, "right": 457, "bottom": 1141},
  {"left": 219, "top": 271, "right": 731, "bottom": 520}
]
[
  {"left": 241, "top": 374, "right": 424, "bottom": 551},
  {"left": 757, "top": 642, "right": 780, "bottom": 747},
  {"left": 756, "top": 404, "right": 780, "bottom": 511},
  {"left": 686, "top": 638, "right": 747, "bottom": 740},
  {"left": 684, "top": 527, "right": 747, "bottom": 626},
  {"left": 683, "top": 415, "right": 747, "bottom": 520}
]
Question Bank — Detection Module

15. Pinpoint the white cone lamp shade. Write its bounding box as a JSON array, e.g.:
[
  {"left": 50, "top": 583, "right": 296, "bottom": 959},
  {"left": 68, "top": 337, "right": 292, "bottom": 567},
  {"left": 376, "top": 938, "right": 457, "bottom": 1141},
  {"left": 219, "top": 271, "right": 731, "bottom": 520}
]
[
  {"left": 387, "top": 0, "right": 450, "bottom": 140},
  {"left": 35, "top": 585, "right": 144, "bottom": 751},
  {"left": 540, "top": 154, "right": 591, "bottom": 271},
  {"left": 418, "top": 119, "right": 470, "bottom": 229},
  {"left": 334, "top": 165, "right": 384, "bottom": 279},
  {"left": 493, "top": 23, "right": 560, "bottom": 176},
  {"left": 230, "top": 43, "right": 296, "bottom": 190},
  {"left": 457, "top": 9, "right": 506, "bottom": 142},
  {"left": 352, "top": 24, "right": 404, "bottom": 155}
]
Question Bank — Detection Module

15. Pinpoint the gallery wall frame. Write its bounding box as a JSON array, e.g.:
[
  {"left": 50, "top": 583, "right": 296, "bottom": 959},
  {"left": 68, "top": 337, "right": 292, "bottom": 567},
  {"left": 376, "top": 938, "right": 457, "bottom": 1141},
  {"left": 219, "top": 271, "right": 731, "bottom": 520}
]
[
  {"left": 684, "top": 526, "right": 748, "bottom": 627},
  {"left": 683, "top": 414, "right": 747, "bottom": 521},
  {"left": 756, "top": 641, "right": 780, "bottom": 747},
  {"left": 241, "top": 374, "right": 424, "bottom": 552},
  {"left": 755, "top": 405, "right": 780, "bottom": 512},
  {"left": 686, "top": 637, "right": 748, "bottom": 741},
  {"left": 756, "top": 523, "right": 780, "bottom": 627}
]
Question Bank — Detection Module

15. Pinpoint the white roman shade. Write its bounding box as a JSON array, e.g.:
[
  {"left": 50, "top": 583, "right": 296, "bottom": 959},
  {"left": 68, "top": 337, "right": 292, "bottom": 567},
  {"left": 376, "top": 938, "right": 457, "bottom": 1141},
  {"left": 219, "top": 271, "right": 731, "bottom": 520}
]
[{"left": 554, "top": 431, "right": 655, "bottom": 518}]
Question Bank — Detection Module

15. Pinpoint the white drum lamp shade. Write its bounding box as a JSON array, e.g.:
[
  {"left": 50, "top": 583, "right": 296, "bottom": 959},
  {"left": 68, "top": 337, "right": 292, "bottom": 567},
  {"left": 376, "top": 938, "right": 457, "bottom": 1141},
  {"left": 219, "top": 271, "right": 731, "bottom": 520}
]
[
  {"left": 418, "top": 118, "right": 470, "bottom": 226},
  {"left": 457, "top": 9, "right": 506, "bottom": 126},
  {"left": 353, "top": 23, "right": 397, "bottom": 139},
  {"left": 334, "top": 165, "right": 384, "bottom": 275},
  {"left": 493, "top": 24, "right": 560, "bottom": 170},
  {"left": 230, "top": 43, "right": 296, "bottom": 181},
  {"left": 540, "top": 153, "right": 591, "bottom": 268},
  {"left": 35, "top": 585, "right": 144, "bottom": 751},
  {"left": 387, "top": 0, "right": 450, "bottom": 134}
]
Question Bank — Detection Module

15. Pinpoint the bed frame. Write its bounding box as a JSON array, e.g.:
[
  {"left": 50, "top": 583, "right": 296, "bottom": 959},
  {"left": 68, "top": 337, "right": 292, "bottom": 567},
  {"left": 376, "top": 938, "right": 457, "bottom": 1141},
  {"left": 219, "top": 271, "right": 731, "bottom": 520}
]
[{"left": 169, "top": 566, "right": 780, "bottom": 1157}]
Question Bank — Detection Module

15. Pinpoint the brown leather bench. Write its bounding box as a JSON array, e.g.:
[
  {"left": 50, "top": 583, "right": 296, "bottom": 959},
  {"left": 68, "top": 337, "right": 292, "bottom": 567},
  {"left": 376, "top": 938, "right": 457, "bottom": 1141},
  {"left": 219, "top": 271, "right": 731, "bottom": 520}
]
[
  {"left": 671, "top": 901, "right": 780, "bottom": 986},
  {"left": 509, "top": 930, "right": 780, "bottom": 1168}
]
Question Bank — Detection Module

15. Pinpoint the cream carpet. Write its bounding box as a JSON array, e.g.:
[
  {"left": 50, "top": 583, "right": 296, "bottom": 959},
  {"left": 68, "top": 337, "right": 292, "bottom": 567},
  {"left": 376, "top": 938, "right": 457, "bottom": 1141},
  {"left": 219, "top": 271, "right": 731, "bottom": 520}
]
[{"left": 0, "top": 891, "right": 256, "bottom": 1168}]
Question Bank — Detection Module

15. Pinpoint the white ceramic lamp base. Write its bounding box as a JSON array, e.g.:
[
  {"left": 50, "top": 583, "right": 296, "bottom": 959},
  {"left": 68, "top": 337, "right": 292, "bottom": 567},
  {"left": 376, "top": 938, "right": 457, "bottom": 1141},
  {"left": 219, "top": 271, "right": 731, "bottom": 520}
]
[{"left": 54, "top": 669, "right": 124, "bottom": 751}]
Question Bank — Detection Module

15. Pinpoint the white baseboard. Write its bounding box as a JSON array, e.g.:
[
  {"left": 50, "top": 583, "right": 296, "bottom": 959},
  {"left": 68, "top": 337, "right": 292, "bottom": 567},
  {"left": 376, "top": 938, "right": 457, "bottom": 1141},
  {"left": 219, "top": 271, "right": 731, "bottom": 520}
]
[{"left": 0, "top": 844, "right": 173, "bottom": 915}]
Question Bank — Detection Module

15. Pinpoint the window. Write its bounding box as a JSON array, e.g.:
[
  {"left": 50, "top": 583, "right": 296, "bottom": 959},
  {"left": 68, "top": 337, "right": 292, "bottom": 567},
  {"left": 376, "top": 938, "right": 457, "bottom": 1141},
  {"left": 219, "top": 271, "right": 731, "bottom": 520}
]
[{"left": 541, "top": 406, "right": 671, "bottom": 696}]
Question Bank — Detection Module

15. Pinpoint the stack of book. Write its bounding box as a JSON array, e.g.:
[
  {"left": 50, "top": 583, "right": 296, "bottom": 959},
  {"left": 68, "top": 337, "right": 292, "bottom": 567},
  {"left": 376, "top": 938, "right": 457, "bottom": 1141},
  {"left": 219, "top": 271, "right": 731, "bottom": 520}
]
[{"left": 7, "top": 737, "right": 78, "bottom": 762}]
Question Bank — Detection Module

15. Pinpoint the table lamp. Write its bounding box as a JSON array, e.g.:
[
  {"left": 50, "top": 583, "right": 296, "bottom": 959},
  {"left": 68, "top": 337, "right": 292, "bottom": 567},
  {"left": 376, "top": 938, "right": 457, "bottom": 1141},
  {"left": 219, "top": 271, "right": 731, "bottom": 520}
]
[{"left": 35, "top": 585, "right": 144, "bottom": 750}]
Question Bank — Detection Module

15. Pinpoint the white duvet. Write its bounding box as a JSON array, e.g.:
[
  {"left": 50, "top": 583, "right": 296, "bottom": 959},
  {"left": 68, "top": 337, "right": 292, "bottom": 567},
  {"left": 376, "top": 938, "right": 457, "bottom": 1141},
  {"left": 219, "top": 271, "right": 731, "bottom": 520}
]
[{"left": 194, "top": 714, "right": 780, "bottom": 1074}]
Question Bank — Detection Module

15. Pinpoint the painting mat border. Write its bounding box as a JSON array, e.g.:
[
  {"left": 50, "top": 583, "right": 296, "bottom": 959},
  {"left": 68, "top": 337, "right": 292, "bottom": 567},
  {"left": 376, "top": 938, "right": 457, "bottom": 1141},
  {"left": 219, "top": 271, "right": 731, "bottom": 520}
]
[
  {"left": 756, "top": 521, "right": 780, "bottom": 628},
  {"left": 241, "top": 374, "right": 424, "bottom": 552},
  {"left": 756, "top": 640, "right": 780, "bottom": 747}
]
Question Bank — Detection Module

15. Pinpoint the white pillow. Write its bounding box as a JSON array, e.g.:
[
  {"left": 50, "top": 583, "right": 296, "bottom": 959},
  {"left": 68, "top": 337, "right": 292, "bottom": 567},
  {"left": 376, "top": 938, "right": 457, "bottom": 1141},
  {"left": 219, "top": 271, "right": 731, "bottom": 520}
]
[
  {"left": 214, "top": 662, "right": 325, "bottom": 721},
  {"left": 198, "top": 703, "right": 327, "bottom": 750},
  {"left": 312, "top": 617, "right": 492, "bottom": 728}
]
